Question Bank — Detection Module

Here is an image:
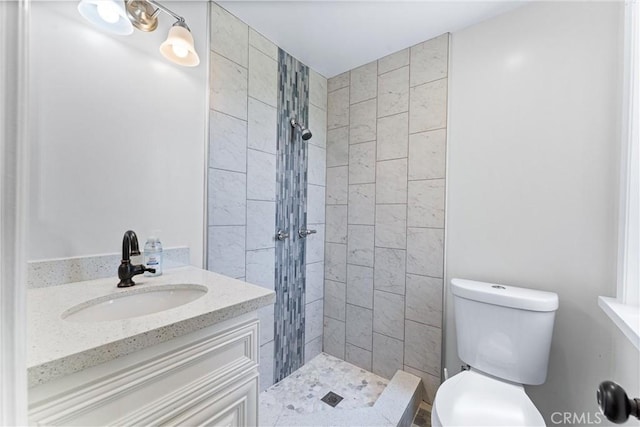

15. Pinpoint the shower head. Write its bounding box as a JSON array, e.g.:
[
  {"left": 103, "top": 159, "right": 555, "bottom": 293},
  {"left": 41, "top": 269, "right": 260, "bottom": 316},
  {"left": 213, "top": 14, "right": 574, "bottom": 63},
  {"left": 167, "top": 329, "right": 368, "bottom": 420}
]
[{"left": 290, "top": 118, "right": 313, "bottom": 141}]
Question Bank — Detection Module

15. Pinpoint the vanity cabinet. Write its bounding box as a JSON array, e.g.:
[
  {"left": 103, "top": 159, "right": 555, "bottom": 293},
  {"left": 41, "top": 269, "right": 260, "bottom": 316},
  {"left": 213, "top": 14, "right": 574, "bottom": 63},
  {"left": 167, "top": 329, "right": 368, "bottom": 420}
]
[{"left": 28, "top": 313, "right": 260, "bottom": 426}]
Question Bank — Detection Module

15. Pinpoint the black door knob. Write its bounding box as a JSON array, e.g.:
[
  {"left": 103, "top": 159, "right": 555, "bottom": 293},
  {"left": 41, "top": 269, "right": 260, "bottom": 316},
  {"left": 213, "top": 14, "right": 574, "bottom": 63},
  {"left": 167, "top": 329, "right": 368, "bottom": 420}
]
[{"left": 597, "top": 381, "right": 640, "bottom": 424}]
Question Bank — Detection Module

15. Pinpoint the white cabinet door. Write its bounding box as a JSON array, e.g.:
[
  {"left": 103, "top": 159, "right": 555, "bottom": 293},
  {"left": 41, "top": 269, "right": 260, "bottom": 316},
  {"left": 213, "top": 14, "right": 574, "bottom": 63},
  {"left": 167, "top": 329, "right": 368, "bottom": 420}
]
[{"left": 29, "top": 314, "right": 259, "bottom": 427}]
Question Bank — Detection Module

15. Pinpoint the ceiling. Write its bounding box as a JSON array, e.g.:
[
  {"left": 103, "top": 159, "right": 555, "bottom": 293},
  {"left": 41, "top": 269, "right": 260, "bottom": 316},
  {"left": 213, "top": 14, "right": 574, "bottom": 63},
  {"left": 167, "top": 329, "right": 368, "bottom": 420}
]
[{"left": 218, "top": 1, "right": 528, "bottom": 77}]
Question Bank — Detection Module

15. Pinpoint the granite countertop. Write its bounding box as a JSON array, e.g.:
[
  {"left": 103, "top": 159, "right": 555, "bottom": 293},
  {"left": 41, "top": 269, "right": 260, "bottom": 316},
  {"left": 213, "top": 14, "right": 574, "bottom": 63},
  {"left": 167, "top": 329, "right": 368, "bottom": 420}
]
[{"left": 28, "top": 266, "right": 275, "bottom": 387}]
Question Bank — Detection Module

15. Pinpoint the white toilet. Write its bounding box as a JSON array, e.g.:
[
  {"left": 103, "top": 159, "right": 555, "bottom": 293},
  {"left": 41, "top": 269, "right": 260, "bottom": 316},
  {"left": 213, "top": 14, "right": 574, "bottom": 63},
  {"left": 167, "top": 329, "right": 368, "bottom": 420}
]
[{"left": 432, "top": 278, "right": 559, "bottom": 426}]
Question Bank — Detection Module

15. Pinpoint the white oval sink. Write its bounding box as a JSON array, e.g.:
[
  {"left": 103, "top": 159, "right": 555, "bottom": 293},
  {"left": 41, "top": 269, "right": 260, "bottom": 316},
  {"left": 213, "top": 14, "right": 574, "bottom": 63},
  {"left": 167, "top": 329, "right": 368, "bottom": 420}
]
[{"left": 61, "top": 285, "right": 208, "bottom": 323}]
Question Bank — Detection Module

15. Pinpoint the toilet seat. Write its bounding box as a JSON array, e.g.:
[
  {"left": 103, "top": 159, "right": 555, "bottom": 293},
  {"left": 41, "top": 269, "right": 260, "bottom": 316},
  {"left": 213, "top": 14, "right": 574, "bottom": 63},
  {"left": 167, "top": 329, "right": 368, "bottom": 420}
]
[{"left": 432, "top": 369, "right": 545, "bottom": 427}]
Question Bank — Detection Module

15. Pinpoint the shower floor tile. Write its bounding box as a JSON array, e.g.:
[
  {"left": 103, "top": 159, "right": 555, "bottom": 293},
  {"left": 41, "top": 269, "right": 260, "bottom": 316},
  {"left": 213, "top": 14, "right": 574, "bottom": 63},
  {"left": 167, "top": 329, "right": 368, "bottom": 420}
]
[{"left": 259, "top": 353, "right": 389, "bottom": 426}]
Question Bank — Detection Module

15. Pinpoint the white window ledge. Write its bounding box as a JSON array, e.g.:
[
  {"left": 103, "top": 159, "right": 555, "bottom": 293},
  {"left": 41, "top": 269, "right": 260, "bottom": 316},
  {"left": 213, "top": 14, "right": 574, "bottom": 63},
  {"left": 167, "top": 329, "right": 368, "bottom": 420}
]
[{"left": 599, "top": 296, "right": 640, "bottom": 351}]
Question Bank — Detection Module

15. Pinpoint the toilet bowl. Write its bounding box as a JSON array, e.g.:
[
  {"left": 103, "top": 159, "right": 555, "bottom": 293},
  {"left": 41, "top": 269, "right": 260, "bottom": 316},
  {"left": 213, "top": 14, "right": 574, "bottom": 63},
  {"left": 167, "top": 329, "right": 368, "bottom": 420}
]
[
  {"left": 432, "top": 279, "right": 558, "bottom": 427},
  {"left": 432, "top": 369, "right": 544, "bottom": 426}
]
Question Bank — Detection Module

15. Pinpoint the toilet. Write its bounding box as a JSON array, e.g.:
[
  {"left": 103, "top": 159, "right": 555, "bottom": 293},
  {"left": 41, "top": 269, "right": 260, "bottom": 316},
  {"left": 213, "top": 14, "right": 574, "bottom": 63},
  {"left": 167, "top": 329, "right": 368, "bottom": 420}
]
[{"left": 432, "top": 279, "right": 559, "bottom": 426}]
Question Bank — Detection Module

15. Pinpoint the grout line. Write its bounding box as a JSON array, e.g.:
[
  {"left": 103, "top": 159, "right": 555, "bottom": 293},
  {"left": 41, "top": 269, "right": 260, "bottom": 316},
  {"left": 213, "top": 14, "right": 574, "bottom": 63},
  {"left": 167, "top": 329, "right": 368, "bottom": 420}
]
[
  {"left": 371, "top": 59, "right": 379, "bottom": 360},
  {"left": 210, "top": 48, "right": 248, "bottom": 71},
  {"left": 409, "top": 126, "right": 447, "bottom": 136},
  {"left": 210, "top": 108, "right": 248, "bottom": 124},
  {"left": 409, "top": 75, "right": 448, "bottom": 89},
  {"left": 403, "top": 50, "right": 412, "bottom": 369}
]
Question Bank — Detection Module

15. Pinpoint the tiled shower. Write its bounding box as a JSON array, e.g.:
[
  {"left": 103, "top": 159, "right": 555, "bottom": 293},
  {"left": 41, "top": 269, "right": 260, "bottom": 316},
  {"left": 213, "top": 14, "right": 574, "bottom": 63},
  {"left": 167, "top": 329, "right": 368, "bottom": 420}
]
[
  {"left": 207, "top": 3, "right": 327, "bottom": 391},
  {"left": 323, "top": 36, "right": 448, "bottom": 402},
  {"left": 207, "top": 1, "right": 447, "bottom": 403}
]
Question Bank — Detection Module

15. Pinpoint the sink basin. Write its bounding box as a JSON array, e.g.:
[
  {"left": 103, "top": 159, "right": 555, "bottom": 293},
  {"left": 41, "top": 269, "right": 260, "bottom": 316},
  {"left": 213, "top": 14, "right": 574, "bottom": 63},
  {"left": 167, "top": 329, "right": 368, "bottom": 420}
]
[{"left": 61, "top": 285, "right": 208, "bottom": 323}]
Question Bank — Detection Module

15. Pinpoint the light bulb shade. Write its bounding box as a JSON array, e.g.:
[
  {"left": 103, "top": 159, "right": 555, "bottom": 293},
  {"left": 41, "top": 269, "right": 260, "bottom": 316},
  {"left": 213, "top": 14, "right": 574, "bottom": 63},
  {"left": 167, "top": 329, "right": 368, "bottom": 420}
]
[
  {"left": 159, "top": 25, "right": 200, "bottom": 67},
  {"left": 77, "top": 0, "right": 133, "bottom": 35}
]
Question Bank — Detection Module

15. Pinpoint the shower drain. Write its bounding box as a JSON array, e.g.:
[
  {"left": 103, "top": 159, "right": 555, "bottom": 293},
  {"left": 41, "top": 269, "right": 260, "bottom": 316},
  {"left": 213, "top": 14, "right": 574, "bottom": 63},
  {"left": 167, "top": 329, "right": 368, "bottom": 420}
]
[{"left": 321, "top": 391, "right": 344, "bottom": 407}]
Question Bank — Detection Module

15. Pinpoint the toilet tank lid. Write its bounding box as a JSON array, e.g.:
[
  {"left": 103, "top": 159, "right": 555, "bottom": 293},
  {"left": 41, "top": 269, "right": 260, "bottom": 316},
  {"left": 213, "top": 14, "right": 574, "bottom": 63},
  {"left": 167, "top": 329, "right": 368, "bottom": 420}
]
[{"left": 451, "top": 279, "right": 559, "bottom": 312}]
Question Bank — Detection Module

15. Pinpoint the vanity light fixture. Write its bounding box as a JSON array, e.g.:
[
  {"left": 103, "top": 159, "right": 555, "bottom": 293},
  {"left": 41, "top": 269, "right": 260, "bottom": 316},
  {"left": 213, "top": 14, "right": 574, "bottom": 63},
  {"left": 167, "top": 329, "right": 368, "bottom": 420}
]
[
  {"left": 77, "top": 0, "right": 200, "bottom": 67},
  {"left": 77, "top": 0, "right": 134, "bottom": 35}
]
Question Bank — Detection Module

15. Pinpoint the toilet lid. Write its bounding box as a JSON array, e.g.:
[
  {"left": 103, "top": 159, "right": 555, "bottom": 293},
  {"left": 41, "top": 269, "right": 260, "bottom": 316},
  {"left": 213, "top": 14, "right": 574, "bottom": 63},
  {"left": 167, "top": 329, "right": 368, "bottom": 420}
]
[{"left": 433, "top": 370, "right": 545, "bottom": 426}]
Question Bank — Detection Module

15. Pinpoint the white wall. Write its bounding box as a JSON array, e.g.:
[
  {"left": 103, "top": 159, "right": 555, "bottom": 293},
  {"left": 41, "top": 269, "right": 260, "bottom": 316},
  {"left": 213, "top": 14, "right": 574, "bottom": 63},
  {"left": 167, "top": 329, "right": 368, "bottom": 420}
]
[
  {"left": 446, "top": 1, "right": 634, "bottom": 424},
  {"left": 28, "top": 1, "right": 208, "bottom": 266}
]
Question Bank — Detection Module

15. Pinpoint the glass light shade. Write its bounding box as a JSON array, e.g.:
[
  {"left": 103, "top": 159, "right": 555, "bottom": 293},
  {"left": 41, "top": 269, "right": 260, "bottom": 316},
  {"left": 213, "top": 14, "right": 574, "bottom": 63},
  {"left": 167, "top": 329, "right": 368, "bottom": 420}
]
[
  {"left": 159, "top": 25, "right": 200, "bottom": 67},
  {"left": 77, "top": 0, "right": 133, "bottom": 35}
]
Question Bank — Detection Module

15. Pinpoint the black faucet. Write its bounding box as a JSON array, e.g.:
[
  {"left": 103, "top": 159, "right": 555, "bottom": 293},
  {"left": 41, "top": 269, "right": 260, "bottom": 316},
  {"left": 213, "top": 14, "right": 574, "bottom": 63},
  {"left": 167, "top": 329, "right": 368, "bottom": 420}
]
[{"left": 117, "top": 230, "right": 156, "bottom": 288}]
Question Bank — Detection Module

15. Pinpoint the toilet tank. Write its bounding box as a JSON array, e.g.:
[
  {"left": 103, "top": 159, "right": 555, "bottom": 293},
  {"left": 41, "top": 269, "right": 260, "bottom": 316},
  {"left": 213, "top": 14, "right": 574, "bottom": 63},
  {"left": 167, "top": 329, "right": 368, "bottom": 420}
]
[{"left": 452, "top": 279, "right": 559, "bottom": 385}]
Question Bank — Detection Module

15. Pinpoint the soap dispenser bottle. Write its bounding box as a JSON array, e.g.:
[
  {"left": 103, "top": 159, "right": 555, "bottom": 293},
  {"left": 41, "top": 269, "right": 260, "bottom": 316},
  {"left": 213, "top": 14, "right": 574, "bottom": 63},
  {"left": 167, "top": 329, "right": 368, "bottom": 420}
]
[{"left": 144, "top": 234, "right": 163, "bottom": 277}]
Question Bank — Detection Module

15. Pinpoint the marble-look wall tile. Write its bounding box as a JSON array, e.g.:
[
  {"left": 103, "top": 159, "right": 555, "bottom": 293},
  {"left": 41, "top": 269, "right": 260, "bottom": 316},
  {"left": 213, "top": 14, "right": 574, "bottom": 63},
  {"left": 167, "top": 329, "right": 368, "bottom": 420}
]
[
  {"left": 309, "top": 104, "right": 327, "bottom": 149},
  {"left": 305, "top": 299, "right": 324, "bottom": 343},
  {"left": 324, "top": 316, "right": 346, "bottom": 359},
  {"left": 328, "top": 71, "right": 349, "bottom": 92},
  {"left": 377, "top": 112, "right": 408, "bottom": 161},
  {"left": 407, "top": 179, "right": 445, "bottom": 228},
  {"left": 208, "top": 169, "right": 246, "bottom": 226},
  {"left": 246, "top": 247, "right": 275, "bottom": 289},
  {"left": 373, "top": 290, "right": 405, "bottom": 340},
  {"left": 408, "top": 129, "right": 446, "bottom": 180},
  {"left": 404, "top": 321, "right": 441, "bottom": 376},
  {"left": 409, "top": 79, "right": 447, "bottom": 134},
  {"left": 378, "top": 48, "right": 409, "bottom": 75},
  {"left": 406, "top": 274, "right": 443, "bottom": 328},
  {"left": 249, "top": 28, "right": 277, "bottom": 60},
  {"left": 410, "top": 34, "right": 448, "bottom": 87},
  {"left": 326, "top": 126, "right": 349, "bottom": 167},
  {"left": 209, "top": 110, "right": 247, "bottom": 172},
  {"left": 210, "top": 3, "right": 248, "bottom": 67},
  {"left": 326, "top": 205, "right": 348, "bottom": 244},
  {"left": 247, "top": 149, "right": 276, "bottom": 201},
  {"left": 377, "top": 66, "right": 409, "bottom": 118},
  {"left": 325, "top": 243, "right": 347, "bottom": 282},
  {"left": 374, "top": 247, "right": 406, "bottom": 295},
  {"left": 349, "top": 99, "right": 377, "bottom": 144},
  {"left": 406, "top": 227, "right": 444, "bottom": 278},
  {"left": 348, "top": 184, "right": 375, "bottom": 225},
  {"left": 328, "top": 87, "right": 350, "bottom": 129},
  {"left": 258, "top": 305, "right": 275, "bottom": 344},
  {"left": 246, "top": 200, "right": 276, "bottom": 250},
  {"left": 307, "top": 184, "right": 326, "bottom": 224},
  {"left": 346, "top": 264, "right": 374, "bottom": 309},
  {"left": 346, "top": 304, "right": 373, "bottom": 350},
  {"left": 347, "top": 225, "right": 375, "bottom": 267},
  {"left": 305, "top": 336, "right": 323, "bottom": 364},
  {"left": 260, "top": 340, "right": 275, "bottom": 390},
  {"left": 375, "top": 204, "right": 407, "bottom": 249},
  {"left": 325, "top": 279, "right": 346, "bottom": 321},
  {"left": 305, "top": 261, "right": 324, "bottom": 303},
  {"left": 350, "top": 62, "right": 377, "bottom": 104},
  {"left": 249, "top": 47, "right": 278, "bottom": 107},
  {"left": 326, "top": 166, "right": 348, "bottom": 205},
  {"left": 208, "top": 226, "right": 245, "bottom": 278},
  {"left": 211, "top": 52, "right": 248, "bottom": 120},
  {"left": 308, "top": 144, "right": 327, "bottom": 186},
  {"left": 305, "top": 224, "right": 325, "bottom": 264},
  {"left": 309, "top": 69, "right": 328, "bottom": 110},
  {"left": 349, "top": 141, "right": 376, "bottom": 184},
  {"left": 247, "top": 98, "right": 277, "bottom": 154},
  {"left": 346, "top": 343, "right": 372, "bottom": 371},
  {"left": 322, "top": 36, "right": 448, "bottom": 383},
  {"left": 403, "top": 365, "right": 440, "bottom": 404},
  {"left": 376, "top": 159, "right": 407, "bottom": 204},
  {"left": 372, "top": 332, "right": 403, "bottom": 380}
]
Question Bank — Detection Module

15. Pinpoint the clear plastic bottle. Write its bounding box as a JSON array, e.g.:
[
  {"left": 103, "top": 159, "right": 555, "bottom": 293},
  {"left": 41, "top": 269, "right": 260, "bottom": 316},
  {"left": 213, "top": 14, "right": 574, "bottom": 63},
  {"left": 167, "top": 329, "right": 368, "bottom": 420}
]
[{"left": 144, "top": 235, "right": 163, "bottom": 277}]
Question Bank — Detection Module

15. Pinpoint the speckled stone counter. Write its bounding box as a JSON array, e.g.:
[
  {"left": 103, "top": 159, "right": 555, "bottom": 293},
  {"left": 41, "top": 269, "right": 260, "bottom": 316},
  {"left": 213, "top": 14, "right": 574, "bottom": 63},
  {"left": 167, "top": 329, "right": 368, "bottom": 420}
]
[{"left": 28, "top": 267, "right": 275, "bottom": 387}]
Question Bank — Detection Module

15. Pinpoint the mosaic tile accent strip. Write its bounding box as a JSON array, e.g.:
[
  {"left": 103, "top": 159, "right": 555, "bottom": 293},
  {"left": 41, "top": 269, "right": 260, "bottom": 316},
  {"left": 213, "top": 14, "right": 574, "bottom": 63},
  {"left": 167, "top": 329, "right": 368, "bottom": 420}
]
[
  {"left": 274, "top": 48, "right": 310, "bottom": 382},
  {"left": 27, "top": 247, "right": 190, "bottom": 288}
]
